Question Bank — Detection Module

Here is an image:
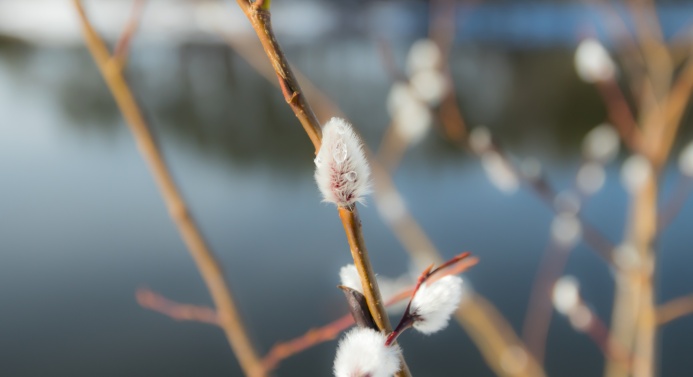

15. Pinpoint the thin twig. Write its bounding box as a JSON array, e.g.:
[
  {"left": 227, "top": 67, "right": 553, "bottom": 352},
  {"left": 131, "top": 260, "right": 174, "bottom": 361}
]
[
  {"left": 232, "top": 0, "right": 321, "bottom": 150},
  {"left": 627, "top": 0, "right": 673, "bottom": 104},
  {"left": 607, "top": 6, "right": 693, "bottom": 377},
  {"left": 72, "top": 2, "right": 266, "bottom": 376},
  {"left": 136, "top": 288, "right": 220, "bottom": 325},
  {"left": 595, "top": 79, "right": 645, "bottom": 156},
  {"left": 112, "top": 0, "right": 145, "bottom": 68},
  {"left": 456, "top": 294, "right": 547, "bottom": 377},
  {"left": 338, "top": 207, "right": 392, "bottom": 333},
  {"left": 575, "top": 304, "right": 632, "bottom": 370},
  {"left": 657, "top": 175, "right": 693, "bottom": 229},
  {"left": 521, "top": 240, "right": 574, "bottom": 364},
  {"left": 656, "top": 294, "right": 693, "bottom": 325}
]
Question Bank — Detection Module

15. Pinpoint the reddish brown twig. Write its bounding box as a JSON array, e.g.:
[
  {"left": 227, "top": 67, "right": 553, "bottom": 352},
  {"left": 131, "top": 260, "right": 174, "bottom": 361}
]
[
  {"left": 577, "top": 305, "right": 632, "bottom": 370},
  {"left": 595, "top": 79, "right": 645, "bottom": 156},
  {"left": 521, "top": 240, "right": 574, "bottom": 364},
  {"left": 136, "top": 288, "right": 219, "bottom": 325},
  {"left": 112, "top": 0, "right": 145, "bottom": 66},
  {"left": 73, "top": 2, "right": 266, "bottom": 376}
]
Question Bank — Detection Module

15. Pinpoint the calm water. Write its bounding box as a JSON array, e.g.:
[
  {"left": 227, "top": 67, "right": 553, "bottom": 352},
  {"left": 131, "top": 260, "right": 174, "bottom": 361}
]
[{"left": 1, "top": 40, "right": 692, "bottom": 377}]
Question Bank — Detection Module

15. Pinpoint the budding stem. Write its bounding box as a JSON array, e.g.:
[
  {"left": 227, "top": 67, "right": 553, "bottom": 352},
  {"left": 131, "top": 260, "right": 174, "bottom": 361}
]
[
  {"left": 338, "top": 207, "right": 413, "bottom": 377},
  {"left": 338, "top": 206, "right": 392, "bottom": 333}
]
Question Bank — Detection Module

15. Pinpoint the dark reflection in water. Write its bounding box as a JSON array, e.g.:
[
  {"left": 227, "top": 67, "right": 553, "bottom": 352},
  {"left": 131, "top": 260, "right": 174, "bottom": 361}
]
[{"left": 1, "top": 39, "right": 692, "bottom": 377}]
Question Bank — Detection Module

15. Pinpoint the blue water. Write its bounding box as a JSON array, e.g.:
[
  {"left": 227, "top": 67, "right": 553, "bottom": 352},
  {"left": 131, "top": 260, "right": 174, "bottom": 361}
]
[{"left": 1, "top": 43, "right": 692, "bottom": 377}]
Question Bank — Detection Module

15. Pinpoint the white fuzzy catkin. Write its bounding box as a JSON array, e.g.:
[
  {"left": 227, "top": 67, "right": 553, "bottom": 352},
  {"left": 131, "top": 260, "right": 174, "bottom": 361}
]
[
  {"left": 333, "top": 328, "right": 401, "bottom": 377},
  {"left": 553, "top": 276, "right": 580, "bottom": 315},
  {"left": 575, "top": 38, "right": 616, "bottom": 83},
  {"left": 406, "top": 39, "right": 442, "bottom": 76},
  {"left": 551, "top": 212, "right": 582, "bottom": 248},
  {"left": 339, "top": 264, "right": 363, "bottom": 293},
  {"left": 678, "top": 140, "right": 693, "bottom": 177},
  {"left": 410, "top": 275, "right": 463, "bottom": 334},
  {"left": 480, "top": 151, "right": 520, "bottom": 194},
  {"left": 314, "top": 118, "right": 371, "bottom": 207},
  {"left": 409, "top": 69, "right": 448, "bottom": 106},
  {"left": 393, "top": 96, "right": 432, "bottom": 144},
  {"left": 577, "top": 162, "right": 606, "bottom": 195},
  {"left": 339, "top": 264, "right": 410, "bottom": 304},
  {"left": 582, "top": 123, "right": 620, "bottom": 163},
  {"left": 386, "top": 82, "right": 417, "bottom": 117},
  {"left": 620, "top": 154, "right": 652, "bottom": 194}
]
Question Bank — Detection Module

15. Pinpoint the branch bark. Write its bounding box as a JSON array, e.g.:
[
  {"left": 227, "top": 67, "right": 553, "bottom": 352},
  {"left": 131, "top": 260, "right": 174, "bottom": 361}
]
[{"left": 72, "top": 2, "right": 266, "bottom": 376}]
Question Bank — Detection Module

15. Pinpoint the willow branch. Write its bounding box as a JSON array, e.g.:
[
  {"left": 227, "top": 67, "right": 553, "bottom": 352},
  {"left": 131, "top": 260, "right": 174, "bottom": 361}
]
[
  {"left": 457, "top": 294, "right": 547, "bottom": 377},
  {"left": 72, "top": 2, "right": 266, "bottom": 376},
  {"left": 230, "top": 2, "right": 411, "bottom": 375},
  {"left": 338, "top": 207, "right": 392, "bottom": 333},
  {"left": 656, "top": 294, "right": 693, "bottom": 325},
  {"left": 233, "top": 0, "right": 321, "bottom": 150},
  {"left": 627, "top": 0, "right": 673, "bottom": 103},
  {"left": 648, "top": 56, "right": 693, "bottom": 167}
]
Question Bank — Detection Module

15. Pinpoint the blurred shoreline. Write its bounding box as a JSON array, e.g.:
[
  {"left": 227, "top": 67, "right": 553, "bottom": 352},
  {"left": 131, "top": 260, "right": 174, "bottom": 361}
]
[{"left": 2, "top": 1, "right": 693, "bottom": 48}]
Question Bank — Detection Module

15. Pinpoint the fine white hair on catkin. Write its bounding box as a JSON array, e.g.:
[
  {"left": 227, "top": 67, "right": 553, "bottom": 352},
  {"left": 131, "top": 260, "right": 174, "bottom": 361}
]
[
  {"left": 333, "top": 328, "right": 401, "bottom": 377},
  {"left": 339, "top": 264, "right": 412, "bottom": 305},
  {"left": 314, "top": 118, "right": 371, "bottom": 207},
  {"left": 339, "top": 264, "right": 362, "bottom": 293},
  {"left": 410, "top": 275, "right": 464, "bottom": 334}
]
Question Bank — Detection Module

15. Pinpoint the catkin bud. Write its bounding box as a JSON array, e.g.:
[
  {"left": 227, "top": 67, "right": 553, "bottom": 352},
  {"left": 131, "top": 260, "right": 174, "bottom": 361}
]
[
  {"left": 339, "top": 264, "right": 410, "bottom": 304},
  {"left": 553, "top": 276, "right": 580, "bottom": 315},
  {"left": 314, "top": 118, "right": 371, "bottom": 207},
  {"left": 575, "top": 38, "right": 616, "bottom": 83},
  {"left": 582, "top": 123, "right": 620, "bottom": 163},
  {"left": 406, "top": 39, "right": 442, "bottom": 76},
  {"left": 333, "top": 328, "right": 401, "bottom": 377},
  {"left": 409, "top": 69, "right": 448, "bottom": 106},
  {"left": 410, "top": 275, "right": 464, "bottom": 334}
]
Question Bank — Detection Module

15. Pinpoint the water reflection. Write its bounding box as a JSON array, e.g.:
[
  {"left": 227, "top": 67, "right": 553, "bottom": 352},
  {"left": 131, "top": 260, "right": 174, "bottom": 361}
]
[{"left": 1, "top": 38, "right": 693, "bottom": 377}]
